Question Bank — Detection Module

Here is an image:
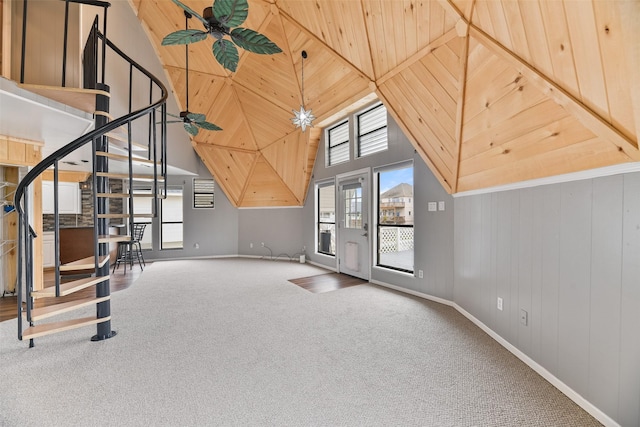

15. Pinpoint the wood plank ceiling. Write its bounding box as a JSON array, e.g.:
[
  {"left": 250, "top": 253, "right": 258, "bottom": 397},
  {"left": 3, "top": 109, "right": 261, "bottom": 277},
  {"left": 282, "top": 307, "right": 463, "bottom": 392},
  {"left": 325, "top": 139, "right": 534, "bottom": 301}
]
[{"left": 129, "top": 0, "right": 639, "bottom": 206}]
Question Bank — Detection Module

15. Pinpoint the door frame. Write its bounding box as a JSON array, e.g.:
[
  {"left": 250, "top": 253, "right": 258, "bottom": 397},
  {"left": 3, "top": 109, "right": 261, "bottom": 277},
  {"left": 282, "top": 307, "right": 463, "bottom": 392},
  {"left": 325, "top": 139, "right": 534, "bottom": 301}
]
[{"left": 335, "top": 168, "right": 371, "bottom": 280}]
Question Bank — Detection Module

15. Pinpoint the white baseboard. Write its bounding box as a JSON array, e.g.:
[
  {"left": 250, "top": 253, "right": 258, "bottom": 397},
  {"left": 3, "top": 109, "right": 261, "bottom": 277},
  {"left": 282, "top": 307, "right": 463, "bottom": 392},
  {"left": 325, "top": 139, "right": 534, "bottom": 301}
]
[
  {"left": 370, "top": 279, "right": 620, "bottom": 427},
  {"left": 307, "top": 259, "right": 337, "bottom": 272}
]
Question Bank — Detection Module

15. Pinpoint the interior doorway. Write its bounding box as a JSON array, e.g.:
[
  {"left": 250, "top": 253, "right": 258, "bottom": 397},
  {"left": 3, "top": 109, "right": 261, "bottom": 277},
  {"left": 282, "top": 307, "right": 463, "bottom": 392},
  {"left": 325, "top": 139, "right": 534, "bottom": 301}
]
[{"left": 337, "top": 170, "right": 370, "bottom": 280}]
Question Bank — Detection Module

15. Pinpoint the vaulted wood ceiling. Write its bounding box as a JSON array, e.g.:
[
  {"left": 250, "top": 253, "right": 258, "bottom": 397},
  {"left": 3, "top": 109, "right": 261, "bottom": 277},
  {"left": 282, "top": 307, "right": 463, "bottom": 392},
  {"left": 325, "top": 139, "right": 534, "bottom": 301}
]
[{"left": 129, "top": 0, "right": 639, "bottom": 206}]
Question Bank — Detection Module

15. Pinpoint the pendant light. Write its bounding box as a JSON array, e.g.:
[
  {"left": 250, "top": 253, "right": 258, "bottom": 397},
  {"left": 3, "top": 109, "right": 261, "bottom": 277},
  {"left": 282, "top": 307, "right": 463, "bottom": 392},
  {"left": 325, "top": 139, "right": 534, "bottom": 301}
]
[{"left": 291, "top": 50, "right": 315, "bottom": 132}]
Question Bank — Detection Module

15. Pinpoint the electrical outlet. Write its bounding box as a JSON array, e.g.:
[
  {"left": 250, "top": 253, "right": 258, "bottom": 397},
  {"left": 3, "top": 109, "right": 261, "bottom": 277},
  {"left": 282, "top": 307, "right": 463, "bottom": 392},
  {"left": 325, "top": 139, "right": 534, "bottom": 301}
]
[
  {"left": 418, "top": 270, "right": 424, "bottom": 278},
  {"left": 497, "top": 297, "right": 503, "bottom": 311},
  {"left": 250, "top": 242, "right": 253, "bottom": 248},
  {"left": 193, "top": 243, "right": 199, "bottom": 249},
  {"left": 261, "top": 242, "right": 265, "bottom": 247},
  {"left": 438, "top": 201, "right": 445, "bottom": 211},
  {"left": 520, "top": 309, "right": 528, "bottom": 326},
  {"left": 302, "top": 245, "right": 306, "bottom": 251}
]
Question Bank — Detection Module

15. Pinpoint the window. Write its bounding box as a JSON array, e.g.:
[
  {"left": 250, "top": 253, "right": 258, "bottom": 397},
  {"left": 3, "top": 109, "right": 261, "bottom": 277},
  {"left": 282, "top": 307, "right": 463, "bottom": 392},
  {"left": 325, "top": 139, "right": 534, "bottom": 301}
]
[
  {"left": 317, "top": 182, "right": 335, "bottom": 256},
  {"left": 326, "top": 120, "right": 349, "bottom": 166},
  {"left": 193, "top": 179, "right": 214, "bottom": 208},
  {"left": 343, "top": 184, "right": 362, "bottom": 229},
  {"left": 131, "top": 187, "right": 153, "bottom": 250},
  {"left": 357, "top": 103, "right": 387, "bottom": 157},
  {"left": 376, "top": 162, "right": 413, "bottom": 273},
  {"left": 161, "top": 186, "right": 183, "bottom": 250}
]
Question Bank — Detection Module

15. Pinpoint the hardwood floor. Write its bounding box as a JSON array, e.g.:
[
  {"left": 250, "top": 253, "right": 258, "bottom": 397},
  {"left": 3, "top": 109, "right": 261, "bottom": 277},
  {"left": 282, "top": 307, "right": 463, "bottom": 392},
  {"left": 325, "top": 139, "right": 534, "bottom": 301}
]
[
  {"left": 0, "top": 264, "right": 147, "bottom": 323},
  {"left": 288, "top": 272, "right": 367, "bottom": 294}
]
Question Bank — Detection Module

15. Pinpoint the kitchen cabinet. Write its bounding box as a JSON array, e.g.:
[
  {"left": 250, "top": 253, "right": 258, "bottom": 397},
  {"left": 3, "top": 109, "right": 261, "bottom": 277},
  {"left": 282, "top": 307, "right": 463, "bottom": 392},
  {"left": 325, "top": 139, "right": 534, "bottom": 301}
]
[
  {"left": 42, "top": 181, "right": 81, "bottom": 214},
  {"left": 43, "top": 232, "right": 55, "bottom": 267}
]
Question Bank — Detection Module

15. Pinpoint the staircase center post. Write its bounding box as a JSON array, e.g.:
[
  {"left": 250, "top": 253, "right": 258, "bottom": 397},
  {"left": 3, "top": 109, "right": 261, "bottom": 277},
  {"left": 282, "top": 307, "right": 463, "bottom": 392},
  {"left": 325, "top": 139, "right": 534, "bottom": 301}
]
[{"left": 92, "top": 83, "right": 116, "bottom": 342}]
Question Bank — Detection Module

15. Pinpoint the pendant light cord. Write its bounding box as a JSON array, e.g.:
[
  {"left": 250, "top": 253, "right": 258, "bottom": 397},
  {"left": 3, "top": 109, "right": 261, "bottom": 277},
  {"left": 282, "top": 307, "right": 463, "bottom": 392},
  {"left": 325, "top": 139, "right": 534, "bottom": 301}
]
[
  {"left": 301, "top": 50, "right": 307, "bottom": 108},
  {"left": 185, "top": 11, "right": 190, "bottom": 112}
]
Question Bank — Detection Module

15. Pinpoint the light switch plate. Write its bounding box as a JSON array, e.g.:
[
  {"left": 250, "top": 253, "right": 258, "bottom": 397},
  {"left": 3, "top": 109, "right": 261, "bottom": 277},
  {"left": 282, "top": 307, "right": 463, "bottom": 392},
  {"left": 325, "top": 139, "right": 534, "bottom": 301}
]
[
  {"left": 438, "top": 201, "right": 445, "bottom": 211},
  {"left": 428, "top": 202, "right": 437, "bottom": 212}
]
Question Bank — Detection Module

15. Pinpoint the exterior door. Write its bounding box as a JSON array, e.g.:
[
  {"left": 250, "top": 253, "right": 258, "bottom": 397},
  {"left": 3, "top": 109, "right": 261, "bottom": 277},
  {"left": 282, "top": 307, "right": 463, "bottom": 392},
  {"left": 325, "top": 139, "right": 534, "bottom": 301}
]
[{"left": 337, "top": 171, "right": 369, "bottom": 280}]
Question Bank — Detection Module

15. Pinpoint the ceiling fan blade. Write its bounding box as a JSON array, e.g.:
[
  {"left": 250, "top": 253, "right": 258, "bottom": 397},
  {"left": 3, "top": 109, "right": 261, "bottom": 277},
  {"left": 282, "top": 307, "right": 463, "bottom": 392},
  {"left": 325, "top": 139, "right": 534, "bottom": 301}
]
[
  {"left": 195, "top": 121, "right": 222, "bottom": 131},
  {"left": 161, "top": 29, "right": 208, "bottom": 46},
  {"left": 184, "top": 122, "right": 199, "bottom": 136},
  {"left": 186, "top": 112, "right": 206, "bottom": 122}
]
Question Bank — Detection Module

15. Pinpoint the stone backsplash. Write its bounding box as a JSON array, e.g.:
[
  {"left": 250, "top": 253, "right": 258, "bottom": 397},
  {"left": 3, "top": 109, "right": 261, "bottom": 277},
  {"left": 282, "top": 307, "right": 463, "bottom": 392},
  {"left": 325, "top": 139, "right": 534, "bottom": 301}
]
[{"left": 43, "top": 177, "right": 124, "bottom": 231}]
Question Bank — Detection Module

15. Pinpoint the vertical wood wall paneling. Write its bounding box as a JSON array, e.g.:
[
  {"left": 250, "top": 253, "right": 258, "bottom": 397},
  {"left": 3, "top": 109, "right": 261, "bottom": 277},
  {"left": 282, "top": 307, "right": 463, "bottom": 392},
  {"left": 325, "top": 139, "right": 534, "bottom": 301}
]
[
  {"left": 478, "top": 193, "right": 492, "bottom": 326},
  {"left": 453, "top": 195, "right": 464, "bottom": 303},
  {"left": 494, "top": 191, "right": 513, "bottom": 342},
  {"left": 557, "top": 180, "right": 592, "bottom": 397},
  {"left": 588, "top": 174, "right": 623, "bottom": 419},
  {"left": 537, "top": 185, "right": 561, "bottom": 377},
  {"left": 517, "top": 188, "right": 533, "bottom": 356},
  {"left": 619, "top": 172, "right": 640, "bottom": 427}
]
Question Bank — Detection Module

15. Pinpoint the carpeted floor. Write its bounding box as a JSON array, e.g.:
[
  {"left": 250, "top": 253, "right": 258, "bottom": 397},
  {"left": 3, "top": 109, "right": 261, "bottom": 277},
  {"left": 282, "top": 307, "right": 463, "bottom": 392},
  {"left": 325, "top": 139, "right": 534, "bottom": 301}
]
[{"left": 0, "top": 258, "right": 601, "bottom": 426}]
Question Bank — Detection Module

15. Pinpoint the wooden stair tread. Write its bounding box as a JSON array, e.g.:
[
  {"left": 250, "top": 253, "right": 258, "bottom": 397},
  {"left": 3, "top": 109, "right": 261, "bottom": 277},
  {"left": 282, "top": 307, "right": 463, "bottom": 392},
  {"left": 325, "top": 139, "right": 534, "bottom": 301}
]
[
  {"left": 105, "top": 130, "right": 147, "bottom": 151},
  {"left": 97, "top": 213, "right": 154, "bottom": 219},
  {"left": 17, "top": 83, "right": 109, "bottom": 114},
  {"left": 59, "top": 255, "right": 109, "bottom": 271},
  {"left": 32, "top": 275, "right": 109, "bottom": 298},
  {"left": 99, "top": 234, "right": 131, "bottom": 243},
  {"left": 97, "top": 193, "right": 156, "bottom": 198},
  {"left": 96, "top": 172, "right": 164, "bottom": 181},
  {"left": 96, "top": 150, "right": 158, "bottom": 166},
  {"left": 29, "top": 296, "right": 110, "bottom": 321},
  {"left": 22, "top": 316, "right": 111, "bottom": 340}
]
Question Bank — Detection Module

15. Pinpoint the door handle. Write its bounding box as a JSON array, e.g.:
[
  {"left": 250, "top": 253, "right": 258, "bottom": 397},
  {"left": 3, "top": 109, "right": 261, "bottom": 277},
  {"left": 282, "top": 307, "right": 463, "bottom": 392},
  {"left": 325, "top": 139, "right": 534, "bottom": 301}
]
[{"left": 361, "top": 232, "right": 368, "bottom": 237}]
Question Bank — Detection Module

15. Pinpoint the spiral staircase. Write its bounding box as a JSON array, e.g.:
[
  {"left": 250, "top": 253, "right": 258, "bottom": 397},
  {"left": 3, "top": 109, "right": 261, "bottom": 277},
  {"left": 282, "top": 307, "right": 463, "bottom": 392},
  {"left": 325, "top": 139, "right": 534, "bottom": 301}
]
[{"left": 12, "top": 1, "right": 168, "bottom": 347}]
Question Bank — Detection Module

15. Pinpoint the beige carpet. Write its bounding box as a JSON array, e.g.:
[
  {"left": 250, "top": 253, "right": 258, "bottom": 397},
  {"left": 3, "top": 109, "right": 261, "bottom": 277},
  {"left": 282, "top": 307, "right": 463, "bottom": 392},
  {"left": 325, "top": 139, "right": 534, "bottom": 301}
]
[{"left": 0, "top": 258, "right": 601, "bottom": 426}]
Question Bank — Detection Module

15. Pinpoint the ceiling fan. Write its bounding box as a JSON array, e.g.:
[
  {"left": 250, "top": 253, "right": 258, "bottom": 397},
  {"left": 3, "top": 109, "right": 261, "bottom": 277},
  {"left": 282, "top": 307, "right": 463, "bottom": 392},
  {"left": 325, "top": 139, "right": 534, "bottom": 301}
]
[
  {"left": 166, "top": 11, "right": 222, "bottom": 137},
  {"left": 161, "top": 0, "right": 282, "bottom": 73}
]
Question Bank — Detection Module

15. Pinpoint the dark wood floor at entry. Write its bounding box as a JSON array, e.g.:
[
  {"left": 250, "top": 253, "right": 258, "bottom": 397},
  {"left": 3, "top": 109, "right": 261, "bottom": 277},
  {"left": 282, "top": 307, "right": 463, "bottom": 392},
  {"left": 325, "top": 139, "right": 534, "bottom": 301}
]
[
  {"left": 289, "top": 272, "right": 367, "bottom": 294},
  {"left": 0, "top": 264, "right": 146, "bottom": 323}
]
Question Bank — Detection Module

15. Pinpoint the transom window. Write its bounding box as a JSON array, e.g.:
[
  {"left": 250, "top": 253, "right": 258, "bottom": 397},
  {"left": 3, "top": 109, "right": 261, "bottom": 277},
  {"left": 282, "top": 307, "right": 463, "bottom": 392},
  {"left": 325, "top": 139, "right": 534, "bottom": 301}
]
[
  {"left": 327, "top": 120, "right": 350, "bottom": 166},
  {"left": 357, "top": 103, "right": 388, "bottom": 157}
]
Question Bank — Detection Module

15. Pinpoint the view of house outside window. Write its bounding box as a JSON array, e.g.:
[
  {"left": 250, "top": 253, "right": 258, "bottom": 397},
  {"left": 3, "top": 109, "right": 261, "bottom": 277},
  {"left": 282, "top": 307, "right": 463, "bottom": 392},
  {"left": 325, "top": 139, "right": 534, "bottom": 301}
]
[
  {"left": 317, "top": 183, "right": 336, "bottom": 255},
  {"left": 377, "top": 165, "right": 414, "bottom": 273}
]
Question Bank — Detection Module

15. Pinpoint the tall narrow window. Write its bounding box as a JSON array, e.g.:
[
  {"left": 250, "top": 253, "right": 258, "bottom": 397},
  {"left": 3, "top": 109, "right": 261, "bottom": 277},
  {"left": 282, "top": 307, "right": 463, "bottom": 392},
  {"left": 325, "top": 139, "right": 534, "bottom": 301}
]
[
  {"left": 376, "top": 162, "right": 414, "bottom": 273},
  {"left": 326, "top": 120, "right": 350, "bottom": 166},
  {"left": 131, "top": 187, "right": 153, "bottom": 250},
  {"left": 317, "top": 182, "right": 336, "bottom": 256},
  {"left": 357, "top": 103, "right": 387, "bottom": 157},
  {"left": 161, "top": 186, "right": 183, "bottom": 250}
]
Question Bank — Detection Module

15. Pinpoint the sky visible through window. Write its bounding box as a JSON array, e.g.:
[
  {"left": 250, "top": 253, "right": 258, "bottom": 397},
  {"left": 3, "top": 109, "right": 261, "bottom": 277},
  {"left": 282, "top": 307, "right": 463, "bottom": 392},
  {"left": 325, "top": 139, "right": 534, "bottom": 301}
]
[{"left": 380, "top": 167, "right": 413, "bottom": 193}]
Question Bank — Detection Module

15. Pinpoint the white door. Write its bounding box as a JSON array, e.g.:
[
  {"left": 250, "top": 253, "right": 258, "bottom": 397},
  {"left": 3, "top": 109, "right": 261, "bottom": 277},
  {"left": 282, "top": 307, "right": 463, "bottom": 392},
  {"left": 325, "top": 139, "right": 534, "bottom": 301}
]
[{"left": 337, "top": 171, "right": 369, "bottom": 280}]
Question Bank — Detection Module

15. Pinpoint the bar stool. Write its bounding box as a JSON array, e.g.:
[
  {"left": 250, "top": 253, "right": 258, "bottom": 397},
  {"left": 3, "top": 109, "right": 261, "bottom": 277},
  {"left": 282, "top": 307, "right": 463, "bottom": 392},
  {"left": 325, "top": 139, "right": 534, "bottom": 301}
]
[{"left": 113, "top": 223, "right": 147, "bottom": 273}]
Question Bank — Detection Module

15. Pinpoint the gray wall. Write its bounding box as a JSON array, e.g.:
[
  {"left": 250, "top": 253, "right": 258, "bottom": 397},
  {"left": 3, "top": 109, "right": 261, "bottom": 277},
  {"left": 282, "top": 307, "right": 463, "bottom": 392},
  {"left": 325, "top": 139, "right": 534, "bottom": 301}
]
[
  {"left": 302, "top": 108, "right": 454, "bottom": 300},
  {"left": 237, "top": 208, "right": 304, "bottom": 259},
  {"left": 145, "top": 162, "right": 238, "bottom": 260},
  {"left": 454, "top": 173, "right": 640, "bottom": 427}
]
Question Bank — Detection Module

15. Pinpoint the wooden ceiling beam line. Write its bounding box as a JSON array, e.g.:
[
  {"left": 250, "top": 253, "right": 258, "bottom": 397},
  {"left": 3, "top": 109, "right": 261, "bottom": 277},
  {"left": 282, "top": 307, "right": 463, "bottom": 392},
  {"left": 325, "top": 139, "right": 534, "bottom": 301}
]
[
  {"left": 452, "top": 16, "right": 474, "bottom": 193},
  {"left": 237, "top": 153, "right": 260, "bottom": 206},
  {"left": 190, "top": 141, "right": 257, "bottom": 155},
  {"left": 277, "top": 10, "right": 373, "bottom": 85},
  {"left": 469, "top": 25, "right": 640, "bottom": 161},
  {"left": 376, "top": 89, "right": 453, "bottom": 194},
  {"left": 376, "top": 28, "right": 459, "bottom": 88}
]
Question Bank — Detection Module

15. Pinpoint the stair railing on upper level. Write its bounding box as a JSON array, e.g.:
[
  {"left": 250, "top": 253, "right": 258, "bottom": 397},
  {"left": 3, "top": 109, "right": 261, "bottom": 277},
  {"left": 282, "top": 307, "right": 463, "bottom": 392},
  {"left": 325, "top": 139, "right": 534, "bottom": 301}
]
[{"left": 13, "top": 3, "right": 168, "bottom": 345}]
